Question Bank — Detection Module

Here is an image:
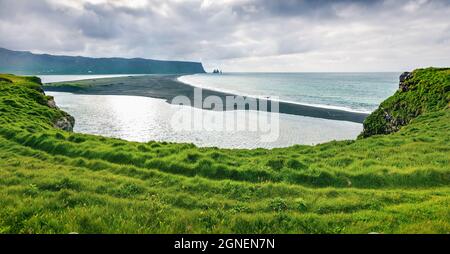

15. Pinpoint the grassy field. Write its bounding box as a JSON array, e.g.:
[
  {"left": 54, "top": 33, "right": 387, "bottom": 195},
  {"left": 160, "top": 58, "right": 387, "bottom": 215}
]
[{"left": 0, "top": 68, "right": 449, "bottom": 233}]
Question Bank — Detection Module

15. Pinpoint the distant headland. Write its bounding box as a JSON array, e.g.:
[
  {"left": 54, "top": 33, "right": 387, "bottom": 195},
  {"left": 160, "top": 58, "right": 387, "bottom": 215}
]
[{"left": 0, "top": 47, "right": 206, "bottom": 75}]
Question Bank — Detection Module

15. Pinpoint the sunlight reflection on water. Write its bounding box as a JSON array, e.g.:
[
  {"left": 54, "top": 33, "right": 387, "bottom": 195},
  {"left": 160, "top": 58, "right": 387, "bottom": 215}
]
[{"left": 47, "top": 92, "right": 362, "bottom": 149}]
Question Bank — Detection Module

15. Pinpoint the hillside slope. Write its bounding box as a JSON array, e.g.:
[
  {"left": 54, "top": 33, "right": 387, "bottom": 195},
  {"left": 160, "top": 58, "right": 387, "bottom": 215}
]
[
  {"left": 361, "top": 68, "right": 450, "bottom": 137},
  {"left": 0, "top": 69, "right": 449, "bottom": 233},
  {"left": 0, "top": 47, "right": 206, "bottom": 75}
]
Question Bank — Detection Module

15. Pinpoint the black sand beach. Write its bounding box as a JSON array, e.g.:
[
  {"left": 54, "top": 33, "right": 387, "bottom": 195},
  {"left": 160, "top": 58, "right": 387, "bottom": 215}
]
[{"left": 43, "top": 75, "right": 368, "bottom": 123}]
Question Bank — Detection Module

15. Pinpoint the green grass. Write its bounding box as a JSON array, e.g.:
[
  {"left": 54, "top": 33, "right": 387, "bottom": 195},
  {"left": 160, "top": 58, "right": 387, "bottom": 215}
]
[
  {"left": 0, "top": 69, "right": 449, "bottom": 234},
  {"left": 360, "top": 68, "right": 450, "bottom": 137}
]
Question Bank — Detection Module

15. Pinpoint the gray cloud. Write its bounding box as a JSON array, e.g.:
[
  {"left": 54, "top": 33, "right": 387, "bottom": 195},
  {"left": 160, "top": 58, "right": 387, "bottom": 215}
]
[
  {"left": 0, "top": 0, "right": 449, "bottom": 71},
  {"left": 232, "top": 0, "right": 384, "bottom": 19}
]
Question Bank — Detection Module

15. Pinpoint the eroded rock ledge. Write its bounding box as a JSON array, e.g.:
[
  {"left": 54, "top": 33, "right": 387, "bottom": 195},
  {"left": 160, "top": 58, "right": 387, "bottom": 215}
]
[
  {"left": 48, "top": 96, "right": 75, "bottom": 132},
  {"left": 53, "top": 114, "right": 75, "bottom": 131},
  {"left": 37, "top": 79, "right": 75, "bottom": 132}
]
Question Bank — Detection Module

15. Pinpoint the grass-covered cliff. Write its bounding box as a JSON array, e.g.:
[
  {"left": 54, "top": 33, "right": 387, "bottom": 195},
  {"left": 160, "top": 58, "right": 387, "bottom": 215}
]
[
  {"left": 360, "top": 68, "right": 450, "bottom": 137},
  {"left": 0, "top": 68, "right": 449, "bottom": 233}
]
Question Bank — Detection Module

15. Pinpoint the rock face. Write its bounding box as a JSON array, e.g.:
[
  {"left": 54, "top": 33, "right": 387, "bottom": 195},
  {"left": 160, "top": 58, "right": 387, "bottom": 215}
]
[
  {"left": 41, "top": 89, "right": 75, "bottom": 132},
  {"left": 399, "top": 72, "right": 413, "bottom": 92},
  {"left": 381, "top": 108, "right": 406, "bottom": 133},
  {"left": 53, "top": 115, "right": 75, "bottom": 132},
  {"left": 47, "top": 97, "right": 58, "bottom": 108}
]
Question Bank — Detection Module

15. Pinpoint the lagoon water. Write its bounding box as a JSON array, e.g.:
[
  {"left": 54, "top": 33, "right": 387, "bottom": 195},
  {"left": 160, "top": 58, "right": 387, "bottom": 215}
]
[
  {"left": 179, "top": 72, "right": 399, "bottom": 113},
  {"left": 47, "top": 92, "right": 362, "bottom": 149}
]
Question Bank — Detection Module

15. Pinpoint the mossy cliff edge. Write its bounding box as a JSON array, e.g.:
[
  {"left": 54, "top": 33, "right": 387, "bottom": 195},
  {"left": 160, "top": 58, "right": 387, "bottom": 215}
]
[
  {"left": 0, "top": 74, "right": 74, "bottom": 131},
  {"left": 360, "top": 68, "right": 449, "bottom": 137}
]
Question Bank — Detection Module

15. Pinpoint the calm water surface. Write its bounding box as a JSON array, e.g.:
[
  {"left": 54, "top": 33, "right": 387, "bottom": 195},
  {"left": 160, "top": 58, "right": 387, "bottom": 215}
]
[{"left": 47, "top": 92, "right": 362, "bottom": 149}]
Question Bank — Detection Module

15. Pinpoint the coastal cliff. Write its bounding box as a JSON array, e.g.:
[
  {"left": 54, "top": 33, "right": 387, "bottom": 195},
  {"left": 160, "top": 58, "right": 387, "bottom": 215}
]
[
  {"left": 360, "top": 68, "right": 450, "bottom": 137},
  {"left": 0, "top": 47, "right": 206, "bottom": 75},
  {"left": 0, "top": 74, "right": 75, "bottom": 131}
]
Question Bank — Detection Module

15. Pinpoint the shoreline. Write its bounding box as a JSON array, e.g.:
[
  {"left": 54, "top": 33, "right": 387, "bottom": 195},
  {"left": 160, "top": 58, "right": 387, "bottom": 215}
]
[
  {"left": 44, "top": 91, "right": 363, "bottom": 148},
  {"left": 43, "top": 75, "right": 368, "bottom": 123},
  {"left": 176, "top": 75, "right": 372, "bottom": 114}
]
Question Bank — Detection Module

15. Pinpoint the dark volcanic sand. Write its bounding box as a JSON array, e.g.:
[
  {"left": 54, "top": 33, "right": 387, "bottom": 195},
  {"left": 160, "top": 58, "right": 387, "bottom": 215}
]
[{"left": 44, "top": 75, "right": 368, "bottom": 123}]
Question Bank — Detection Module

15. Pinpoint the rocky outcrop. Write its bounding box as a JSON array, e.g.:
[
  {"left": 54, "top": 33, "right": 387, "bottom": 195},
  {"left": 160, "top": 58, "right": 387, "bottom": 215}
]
[
  {"left": 376, "top": 72, "right": 413, "bottom": 132},
  {"left": 399, "top": 72, "right": 413, "bottom": 92},
  {"left": 47, "top": 96, "right": 58, "bottom": 109},
  {"left": 43, "top": 90, "right": 75, "bottom": 131},
  {"left": 381, "top": 107, "right": 406, "bottom": 133},
  {"left": 53, "top": 114, "right": 75, "bottom": 132}
]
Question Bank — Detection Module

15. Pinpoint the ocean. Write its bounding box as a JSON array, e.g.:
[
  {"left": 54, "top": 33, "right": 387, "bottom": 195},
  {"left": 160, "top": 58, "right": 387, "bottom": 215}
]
[{"left": 178, "top": 72, "right": 400, "bottom": 113}]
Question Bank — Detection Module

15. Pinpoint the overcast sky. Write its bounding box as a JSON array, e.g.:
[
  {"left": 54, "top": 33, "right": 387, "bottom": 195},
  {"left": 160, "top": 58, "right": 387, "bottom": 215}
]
[{"left": 0, "top": 0, "right": 449, "bottom": 72}]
